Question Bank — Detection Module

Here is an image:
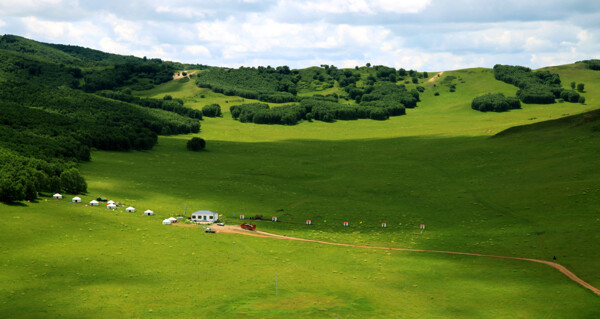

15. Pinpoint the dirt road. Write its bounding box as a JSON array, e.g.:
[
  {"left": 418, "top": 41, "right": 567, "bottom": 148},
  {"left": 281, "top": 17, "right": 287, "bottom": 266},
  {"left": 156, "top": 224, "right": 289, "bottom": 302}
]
[
  {"left": 428, "top": 71, "right": 444, "bottom": 82},
  {"left": 210, "top": 224, "right": 600, "bottom": 296}
]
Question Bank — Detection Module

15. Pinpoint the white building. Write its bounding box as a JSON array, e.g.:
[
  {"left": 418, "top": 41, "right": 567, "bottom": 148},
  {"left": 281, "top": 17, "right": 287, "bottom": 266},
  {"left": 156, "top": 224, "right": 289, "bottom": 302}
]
[
  {"left": 126, "top": 207, "right": 135, "bottom": 213},
  {"left": 53, "top": 193, "right": 62, "bottom": 199},
  {"left": 72, "top": 197, "right": 81, "bottom": 203},
  {"left": 191, "top": 210, "right": 219, "bottom": 222},
  {"left": 144, "top": 210, "right": 154, "bottom": 216},
  {"left": 107, "top": 203, "right": 117, "bottom": 209},
  {"left": 89, "top": 200, "right": 99, "bottom": 206}
]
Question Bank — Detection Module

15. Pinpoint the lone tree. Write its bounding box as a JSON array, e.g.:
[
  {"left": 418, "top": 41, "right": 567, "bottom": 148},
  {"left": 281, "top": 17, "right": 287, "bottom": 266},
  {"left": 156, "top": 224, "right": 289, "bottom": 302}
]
[
  {"left": 571, "top": 81, "right": 576, "bottom": 89},
  {"left": 187, "top": 137, "right": 206, "bottom": 151},
  {"left": 577, "top": 83, "right": 585, "bottom": 92}
]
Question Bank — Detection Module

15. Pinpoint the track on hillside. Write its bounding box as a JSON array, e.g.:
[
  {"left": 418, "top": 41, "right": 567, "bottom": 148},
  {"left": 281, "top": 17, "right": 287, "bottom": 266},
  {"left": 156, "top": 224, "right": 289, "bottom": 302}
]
[{"left": 212, "top": 225, "right": 600, "bottom": 296}]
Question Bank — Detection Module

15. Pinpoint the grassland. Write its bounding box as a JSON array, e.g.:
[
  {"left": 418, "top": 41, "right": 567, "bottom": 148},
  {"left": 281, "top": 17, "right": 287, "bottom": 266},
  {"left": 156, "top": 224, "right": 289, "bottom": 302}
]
[{"left": 2, "top": 63, "right": 600, "bottom": 318}]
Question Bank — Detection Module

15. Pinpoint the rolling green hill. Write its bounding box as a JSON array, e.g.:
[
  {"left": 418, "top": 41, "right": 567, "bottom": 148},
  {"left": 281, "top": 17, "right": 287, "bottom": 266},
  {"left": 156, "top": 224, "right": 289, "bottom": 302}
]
[{"left": 1, "top": 35, "right": 600, "bottom": 318}]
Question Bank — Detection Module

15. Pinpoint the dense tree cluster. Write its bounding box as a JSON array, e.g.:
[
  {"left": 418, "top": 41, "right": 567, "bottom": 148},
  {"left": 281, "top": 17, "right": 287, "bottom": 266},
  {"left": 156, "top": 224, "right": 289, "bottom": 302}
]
[
  {"left": 96, "top": 90, "right": 203, "bottom": 120},
  {"left": 471, "top": 93, "right": 521, "bottom": 112},
  {"left": 581, "top": 59, "right": 600, "bottom": 70},
  {"left": 559, "top": 90, "right": 581, "bottom": 103},
  {"left": 201, "top": 104, "right": 222, "bottom": 117},
  {"left": 82, "top": 62, "right": 175, "bottom": 92},
  {"left": 229, "top": 84, "right": 417, "bottom": 125},
  {"left": 196, "top": 67, "right": 299, "bottom": 103},
  {"left": 493, "top": 64, "right": 562, "bottom": 104}
]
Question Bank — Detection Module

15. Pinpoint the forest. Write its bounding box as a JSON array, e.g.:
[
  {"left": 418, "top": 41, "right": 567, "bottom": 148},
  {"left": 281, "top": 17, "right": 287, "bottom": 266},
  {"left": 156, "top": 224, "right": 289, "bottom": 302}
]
[{"left": 0, "top": 35, "right": 206, "bottom": 201}]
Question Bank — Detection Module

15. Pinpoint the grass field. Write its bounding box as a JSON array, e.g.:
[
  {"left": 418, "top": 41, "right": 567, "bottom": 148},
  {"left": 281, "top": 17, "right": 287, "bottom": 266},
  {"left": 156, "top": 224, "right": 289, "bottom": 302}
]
[{"left": 2, "top": 63, "right": 600, "bottom": 318}]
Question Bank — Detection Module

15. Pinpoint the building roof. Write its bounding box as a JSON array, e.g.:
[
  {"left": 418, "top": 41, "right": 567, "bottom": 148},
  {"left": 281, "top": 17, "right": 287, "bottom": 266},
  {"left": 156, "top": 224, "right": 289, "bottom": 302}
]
[{"left": 191, "top": 210, "right": 218, "bottom": 215}]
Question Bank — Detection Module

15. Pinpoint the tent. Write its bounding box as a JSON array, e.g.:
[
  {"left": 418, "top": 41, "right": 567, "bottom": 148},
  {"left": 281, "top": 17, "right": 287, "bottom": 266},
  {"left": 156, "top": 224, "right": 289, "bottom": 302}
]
[
  {"left": 144, "top": 210, "right": 154, "bottom": 216},
  {"left": 89, "top": 200, "right": 99, "bottom": 206},
  {"left": 107, "top": 200, "right": 115, "bottom": 205},
  {"left": 126, "top": 207, "right": 135, "bottom": 213},
  {"left": 72, "top": 197, "right": 82, "bottom": 203},
  {"left": 53, "top": 193, "right": 62, "bottom": 199},
  {"left": 107, "top": 203, "right": 117, "bottom": 209},
  {"left": 168, "top": 217, "right": 178, "bottom": 223},
  {"left": 162, "top": 219, "right": 172, "bottom": 225}
]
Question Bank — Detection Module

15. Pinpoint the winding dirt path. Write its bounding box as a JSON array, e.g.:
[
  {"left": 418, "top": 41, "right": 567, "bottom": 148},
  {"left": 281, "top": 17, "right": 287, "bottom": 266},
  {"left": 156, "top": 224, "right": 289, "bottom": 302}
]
[
  {"left": 210, "top": 225, "right": 600, "bottom": 296},
  {"left": 428, "top": 71, "right": 444, "bottom": 83}
]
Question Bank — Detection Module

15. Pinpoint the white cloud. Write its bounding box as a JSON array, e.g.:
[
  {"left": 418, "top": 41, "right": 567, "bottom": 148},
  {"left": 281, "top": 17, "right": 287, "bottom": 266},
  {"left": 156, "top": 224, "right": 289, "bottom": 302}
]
[
  {"left": 183, "top": 45, "right": 211, "bottom": 58},
  {"left": 278, "top": 0, "right": 431, "bottom": 15},
  {"left": 0, "top": 19, "right": 5, "bottom": 27}
]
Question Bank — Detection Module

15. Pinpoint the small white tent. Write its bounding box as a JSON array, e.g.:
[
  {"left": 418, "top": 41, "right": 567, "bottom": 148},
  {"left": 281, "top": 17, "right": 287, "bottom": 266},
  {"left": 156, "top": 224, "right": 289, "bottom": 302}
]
[
  {"left": 107, "top": 200, "right": 115, "bottom": 205},
  {"left": 144, "top": 210, "right": 154, "bottom": 216},
  {"left": 107, "top": 203, "right": 117, "bottom": 209},
  {"left": 53, "top": 193, "right": 62, "bottom": 199},
  {"left": 126, "top": 207, "right": 135, "bottom": 213},
  {"left": 89, "top": 200, "right": 99, "bottom": 206},
  {"left": 72, "top": 197, "right": 81, "bottom": 203},
  {"left": 162, "top": 219, "right": 172, "bottom": 225}
]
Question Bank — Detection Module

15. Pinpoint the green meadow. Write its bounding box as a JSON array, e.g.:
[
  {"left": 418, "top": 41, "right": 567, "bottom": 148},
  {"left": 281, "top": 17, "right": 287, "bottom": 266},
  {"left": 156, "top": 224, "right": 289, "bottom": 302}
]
[{"left": 2, "top": 63, "right": 600, "bottom": 318}]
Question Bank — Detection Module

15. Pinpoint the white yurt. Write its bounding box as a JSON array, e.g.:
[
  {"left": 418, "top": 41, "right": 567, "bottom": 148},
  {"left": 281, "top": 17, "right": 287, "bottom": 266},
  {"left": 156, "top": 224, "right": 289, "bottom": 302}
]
[
  {"left": 168, "top": 217, "right": 178, "bottom": 223},
  {"left": 107, "top": 200, "right": 115, "bottom": 205},
  {"left": 72, "top": 197, "right": 82, "bottom": 203},
  {"left": 144, "top": 210, "right": 154, "bottom": 216},
  {"left": 126, "top": 207, "right": 135, "bottom": 213},
  {"left": 53, "top": 193, "right": 62, "bottom": 199},
  {"left": 89, "top": 200, "right": 99, "bottom": 206},
  {"left": 162, "top": 219, "right": 172, "bottom": 225},
  {"left": 107, "top": 203, "right": 117, "bottom": 209}
]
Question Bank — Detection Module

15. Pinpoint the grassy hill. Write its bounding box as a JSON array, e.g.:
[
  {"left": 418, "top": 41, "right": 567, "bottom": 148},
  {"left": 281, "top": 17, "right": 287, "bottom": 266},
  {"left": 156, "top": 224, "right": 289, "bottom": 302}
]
[{"left": 1, "top": 35, "right": 600, "bottom": 318}]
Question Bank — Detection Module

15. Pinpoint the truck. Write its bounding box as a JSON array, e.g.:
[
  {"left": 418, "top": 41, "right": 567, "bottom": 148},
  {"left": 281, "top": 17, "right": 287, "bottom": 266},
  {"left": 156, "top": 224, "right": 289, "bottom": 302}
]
[{"left": 240, "top": 223, "right": 256, "bottom": 231}]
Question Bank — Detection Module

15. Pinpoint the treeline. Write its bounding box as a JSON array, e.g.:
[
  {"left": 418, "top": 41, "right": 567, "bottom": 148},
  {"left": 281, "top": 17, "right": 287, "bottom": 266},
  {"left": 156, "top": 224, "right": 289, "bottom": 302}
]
[
  {"left": 196, "top": 67, "right": 299, "bottom": 103},
  {"left": 229, "top": 83, "right": 419, "bottom": 125},
  {"left": 96, "top": 90, "right": 203, "bottom": 120},
  {"left": 493, "top": 64, "right": 562, "bottom": 104},
  {"left": 581, "top": 59, "right": 600, "bottom": 71},
  {"left": 471, "top": 93, "right": 521, "bottom": 112}
]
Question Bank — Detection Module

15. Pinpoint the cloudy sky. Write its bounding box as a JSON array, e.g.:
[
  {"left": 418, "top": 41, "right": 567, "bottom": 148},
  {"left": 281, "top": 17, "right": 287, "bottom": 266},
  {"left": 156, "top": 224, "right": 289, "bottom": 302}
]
[{"left": 0, "top": 0, "right": 599, "bottom": 70}]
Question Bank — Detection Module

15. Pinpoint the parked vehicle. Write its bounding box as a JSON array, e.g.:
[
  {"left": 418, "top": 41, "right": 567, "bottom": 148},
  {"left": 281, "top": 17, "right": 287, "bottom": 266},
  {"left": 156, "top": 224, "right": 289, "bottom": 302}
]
[
  {"left": 217, "top": 222, "right": 225, "bottom": 226},
  {"left": 241, "top": 223, "right": 256, "bottom": 231},
  {"left": 205, "top": 227, "right": 216, "bottom": 233}
]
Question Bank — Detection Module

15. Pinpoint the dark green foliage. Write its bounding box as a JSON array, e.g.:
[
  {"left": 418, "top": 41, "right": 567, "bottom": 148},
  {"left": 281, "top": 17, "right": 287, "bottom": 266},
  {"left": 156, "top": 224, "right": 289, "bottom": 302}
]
[
  {"left": 231, "top": 103, "right": 305, "bottom": 125},
  {"left": 187, "top": 137, "right": 206, "bottom": 151},
  {"left": 577, "top": 83, "right": 584, "bottom": 92},
  {"left": 369, "top": 108, "right": 389, "bottom": 120},
  {"left": 434, "top": 92, "right": 440, "bottom": 96},
  {"left": 493, "top": 64, "right": 562, "bottom": 104},
  {"left": 60, "top": 168, "right": 87, "bottom": 194},
  {"left": 579, "top": 96, "right": 586, "bottom": 104},
  {"left": 82, "top": 62, "right": 175, "bottom": 92},
  {"left": 411, "top": 77, "right": 418, "bottom": 84},
  {"left": 571, "top": 81, "right": 576, "bottom": 89},
  {"left": 560, "top": 90, "right": 580, "bottom": 103},
  {"left": 581, "top": 59, "right": 600, "bottom": 70},
  {"left": 471, "top": 93, "right": 522, "bottom": 112},
  {"left": 359, "top": 82, "right": 418, "bottom": 108},
  {"left": 416, "top": 86, "right": 425, "bottom": 93},
  {"left": 196, "top": 67, "right": 298, "bottom": 103},
  {"left": 202, "top": 104, "right": 222, "bottom": 117},
  {"left": 96, "top": 90, "right": 202, "bottom": 120}
]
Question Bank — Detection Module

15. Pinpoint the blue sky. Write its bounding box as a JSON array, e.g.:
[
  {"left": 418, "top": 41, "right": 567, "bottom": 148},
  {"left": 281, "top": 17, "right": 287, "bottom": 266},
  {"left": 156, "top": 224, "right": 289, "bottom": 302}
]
[{"left": 1, "top": 0, "right": 599, "bottom": 70}]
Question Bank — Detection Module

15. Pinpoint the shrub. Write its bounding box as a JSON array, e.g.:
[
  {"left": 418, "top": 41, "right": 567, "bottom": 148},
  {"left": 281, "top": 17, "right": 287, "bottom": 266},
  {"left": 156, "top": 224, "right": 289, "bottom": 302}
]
[
  {"left": 571, "top": 81, "right": 576, "bottom": 89},
  {"left": 579, "top": 96, "right": 586, "bottom": 104},
  {"left": 577, "top": 83, "right": 584, "bottom": 92},
  {"left": 187, "top": 137, "right": 206, "bottom": 151},
  {"left": 416, "top": 86, "right": 425, "bottom": 92},
  {"left": 202, "top": 104, "right": 222, "bottom": 117},
  {"left": 560, "top": 90, "right": 580, "bottom": 103},
  {"left": 434, "top": 92, "right": 439, "bottom": 96}
]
